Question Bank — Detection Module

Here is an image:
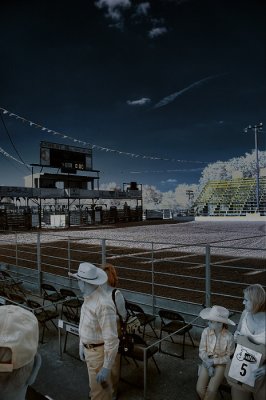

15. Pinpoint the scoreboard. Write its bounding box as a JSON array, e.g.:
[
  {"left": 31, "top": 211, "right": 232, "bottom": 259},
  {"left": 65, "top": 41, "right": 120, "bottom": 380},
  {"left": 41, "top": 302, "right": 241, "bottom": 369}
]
[{"left": 40, "top": 141, "right": 93, "bottom": 172}]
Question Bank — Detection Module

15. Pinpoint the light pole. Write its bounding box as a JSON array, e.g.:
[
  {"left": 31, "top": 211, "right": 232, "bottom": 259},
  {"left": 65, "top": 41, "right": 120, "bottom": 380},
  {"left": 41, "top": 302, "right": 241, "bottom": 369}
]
[{"left": 244, "top": 122, "right": 263, "bottom": 212}]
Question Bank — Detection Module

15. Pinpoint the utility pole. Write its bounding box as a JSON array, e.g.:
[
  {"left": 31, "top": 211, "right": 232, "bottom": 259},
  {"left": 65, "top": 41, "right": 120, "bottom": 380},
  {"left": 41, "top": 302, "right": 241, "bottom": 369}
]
[{"left": 244, "top": 122, "right": 263, "bottom": 212}]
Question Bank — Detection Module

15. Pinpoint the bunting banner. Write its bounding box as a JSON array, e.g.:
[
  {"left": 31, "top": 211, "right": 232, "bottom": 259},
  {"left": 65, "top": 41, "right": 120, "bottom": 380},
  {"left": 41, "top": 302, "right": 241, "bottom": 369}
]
[
  {"left": 0, "top": 106, "right": 211, "bottom": 164},
  {"left": 0, "top": 146, "right": 31, "bottom": 168}
]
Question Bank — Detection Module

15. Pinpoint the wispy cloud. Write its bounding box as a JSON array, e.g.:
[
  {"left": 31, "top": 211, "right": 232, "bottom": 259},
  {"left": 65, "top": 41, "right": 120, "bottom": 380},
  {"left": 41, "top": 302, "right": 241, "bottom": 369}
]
[
  {"left": 161, "top": 178, "right": 178, "bottom": 184},
  {"left": 95, "top": 0, "right": 131, "bottom": 21},
  {"left": 136, "top": 2, "right": 150, "bottom": 16},
  {"left": 153, "top": 74, "right": 226, "bottom": 109},
  {"left": 148, "top": 27, "right": 167, "bottom": 39},
  {"left": 127, "top": 97, "right": 151, "bottom": 106}
]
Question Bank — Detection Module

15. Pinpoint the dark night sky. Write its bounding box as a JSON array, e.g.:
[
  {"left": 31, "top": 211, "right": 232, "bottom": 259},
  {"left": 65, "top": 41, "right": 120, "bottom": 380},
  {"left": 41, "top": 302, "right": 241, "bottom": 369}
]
[{"left": 0, "top": 0, "right": 265, "bottom": 191}]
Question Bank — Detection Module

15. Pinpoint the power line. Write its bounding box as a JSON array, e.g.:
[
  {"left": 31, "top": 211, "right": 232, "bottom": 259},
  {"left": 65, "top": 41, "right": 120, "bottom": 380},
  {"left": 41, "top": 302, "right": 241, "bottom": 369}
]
[{"left": 0, "top": 113, "right": 31, "bottom": 172}]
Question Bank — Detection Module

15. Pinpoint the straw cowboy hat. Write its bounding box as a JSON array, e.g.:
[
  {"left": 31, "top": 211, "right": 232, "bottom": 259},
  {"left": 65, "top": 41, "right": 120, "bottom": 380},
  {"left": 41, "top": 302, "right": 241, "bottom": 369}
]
[
  {"left": 68, "top": 262, "right": 107, "bottom": 286},
  {"left": 199, "top": 305, "right": 235, "bottom": 326}
]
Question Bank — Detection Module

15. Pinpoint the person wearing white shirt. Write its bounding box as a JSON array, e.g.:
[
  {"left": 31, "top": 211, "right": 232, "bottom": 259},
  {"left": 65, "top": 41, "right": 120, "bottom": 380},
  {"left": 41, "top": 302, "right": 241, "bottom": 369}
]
[{"left": 69, "top": 262, "right": 119, "bottom": 400}]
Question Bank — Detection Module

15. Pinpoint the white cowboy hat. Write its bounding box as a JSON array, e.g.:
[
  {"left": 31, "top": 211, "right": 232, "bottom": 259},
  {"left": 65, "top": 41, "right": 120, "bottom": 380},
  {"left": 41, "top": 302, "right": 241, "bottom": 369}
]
[
  {"left": 199, "top": 305, "right": 235, "bottom": 326},
  {"left": 68, "top": 262, "right": 107, "bottom": 286}
]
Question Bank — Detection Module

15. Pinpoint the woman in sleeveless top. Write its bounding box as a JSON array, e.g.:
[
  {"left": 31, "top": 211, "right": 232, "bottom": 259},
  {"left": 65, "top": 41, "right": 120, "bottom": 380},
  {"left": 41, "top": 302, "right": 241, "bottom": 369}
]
[
  {"left": 104, "top": 264, "right": 127, "bottom": 400},
  {"left": 232, "top": 284, "right": 266, "bottom": 400}
]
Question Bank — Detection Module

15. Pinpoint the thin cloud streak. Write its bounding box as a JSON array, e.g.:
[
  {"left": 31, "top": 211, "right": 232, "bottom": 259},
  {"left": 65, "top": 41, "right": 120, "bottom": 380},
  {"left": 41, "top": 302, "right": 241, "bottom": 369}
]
[
  {"left": 153, "top": 74, "right": 226, "bottom": 109},
  {"left": 127, "top": 97, "right": 151, "bottom": 106}
]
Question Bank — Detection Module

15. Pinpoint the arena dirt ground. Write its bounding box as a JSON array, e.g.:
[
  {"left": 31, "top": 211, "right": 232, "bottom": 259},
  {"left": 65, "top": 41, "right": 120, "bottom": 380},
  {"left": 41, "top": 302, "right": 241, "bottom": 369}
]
[{"left": 0, "top": 220, "right": 265, "bottom": 312}]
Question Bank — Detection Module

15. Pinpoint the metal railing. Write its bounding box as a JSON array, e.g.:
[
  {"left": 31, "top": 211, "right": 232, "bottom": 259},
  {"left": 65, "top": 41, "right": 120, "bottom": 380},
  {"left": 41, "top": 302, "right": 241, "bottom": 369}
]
[{"left": 0, "top": 230, "right": 265, "bottom": 316}]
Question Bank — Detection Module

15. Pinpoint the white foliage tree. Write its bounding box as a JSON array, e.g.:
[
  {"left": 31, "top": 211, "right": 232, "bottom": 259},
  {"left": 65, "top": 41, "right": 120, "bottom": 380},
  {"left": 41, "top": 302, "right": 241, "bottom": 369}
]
[
  {"left": 199, "top": 151, "right": 266, "bottom": 188},
  {"left": 142, "top": 184, "right": 163, "bottom": 209}
]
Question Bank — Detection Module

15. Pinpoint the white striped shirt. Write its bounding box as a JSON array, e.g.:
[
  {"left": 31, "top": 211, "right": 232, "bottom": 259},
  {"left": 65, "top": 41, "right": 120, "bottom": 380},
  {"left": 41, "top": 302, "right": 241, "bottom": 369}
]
[{"left": 79, "top": 286, "right": 119, "bottom": 369}]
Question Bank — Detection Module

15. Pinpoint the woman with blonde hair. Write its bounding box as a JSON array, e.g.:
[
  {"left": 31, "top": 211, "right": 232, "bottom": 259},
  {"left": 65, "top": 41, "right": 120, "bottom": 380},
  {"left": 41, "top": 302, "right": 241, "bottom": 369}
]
[
  {"left": 103, "top": 263, "right": 127, "bottom": 400},
  {"left": 232, "top": 284, "right": 266, "bottom": 400}
]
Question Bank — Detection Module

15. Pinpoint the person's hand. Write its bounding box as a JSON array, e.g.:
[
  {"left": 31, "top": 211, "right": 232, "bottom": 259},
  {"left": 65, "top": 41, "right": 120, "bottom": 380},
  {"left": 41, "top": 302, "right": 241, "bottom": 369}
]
[
  {"left": 254, "top": 365, "right": 266, "bottom": 380},
  {"left": 208, "top": 366, "right": 215, "bottom": 377},
  {"left": 203, "top": 359, "right": 214, "bottom": 369},
  {"left": 233, "top": 330, "right": 241, "bottom": 341},
  {"left": 79, "top": 343, "right": 85, "bottom": 361},
  {"left": 96, "top": 367, "right": 110, "bottom": 385}
]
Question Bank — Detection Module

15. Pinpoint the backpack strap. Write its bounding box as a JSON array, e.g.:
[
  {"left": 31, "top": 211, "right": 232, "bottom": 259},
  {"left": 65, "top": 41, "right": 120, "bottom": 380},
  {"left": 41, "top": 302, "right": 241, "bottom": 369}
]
[{"left": 112, "top": 288, "right": 123, "bottom": 323}]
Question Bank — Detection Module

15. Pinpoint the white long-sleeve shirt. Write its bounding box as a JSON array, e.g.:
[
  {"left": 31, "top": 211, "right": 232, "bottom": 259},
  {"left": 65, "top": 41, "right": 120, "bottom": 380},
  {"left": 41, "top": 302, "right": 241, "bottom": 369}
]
[
  {"left": 199, "top": 326, "right": 235, "bottom": 365},
  {"left": 79, "top": 286, "right": 119, "bottom": 369}
]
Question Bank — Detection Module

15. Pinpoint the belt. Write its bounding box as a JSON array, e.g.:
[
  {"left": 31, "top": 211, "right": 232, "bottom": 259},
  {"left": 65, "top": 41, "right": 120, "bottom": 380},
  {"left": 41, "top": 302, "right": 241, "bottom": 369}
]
[{"left": 83, "top": 343, "right": 104, "bottom": 349}]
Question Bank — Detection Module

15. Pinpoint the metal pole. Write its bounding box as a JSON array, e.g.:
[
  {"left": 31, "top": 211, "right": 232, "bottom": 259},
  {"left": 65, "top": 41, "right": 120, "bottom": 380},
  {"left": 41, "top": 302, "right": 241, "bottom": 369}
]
[
  {"left": 101, "top": 239, "right": 106, "bottom": 267},
  {"left": 37, "top": 232, "right": 42, "bottom": 295},
  {"left": 254, "top": 126, "right": 260, "bottom": 211},
  {"left": 205, "top": 245, "right": 211, "bottom": 307},
  {"left": 151, "top": 242, "right": 155, "bottom": 316},
  {"left": 244, "top": 122, "right": 263, "bottom": 213},
  {"left": 143, "top": 347, "right": 147, "bottom": 399}
]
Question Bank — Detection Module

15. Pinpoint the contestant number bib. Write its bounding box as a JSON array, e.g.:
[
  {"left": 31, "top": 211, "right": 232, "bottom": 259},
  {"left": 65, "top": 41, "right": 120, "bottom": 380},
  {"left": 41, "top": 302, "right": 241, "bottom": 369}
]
[{"left": 228, "top": 344, "right": 262, "bottom": 387}]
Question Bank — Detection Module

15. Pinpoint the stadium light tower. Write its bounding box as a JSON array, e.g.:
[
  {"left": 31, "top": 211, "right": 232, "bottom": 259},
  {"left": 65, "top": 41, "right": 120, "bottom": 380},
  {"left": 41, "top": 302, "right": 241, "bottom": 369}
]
[{"left": 244, "top": 122, "right": 263, "bottom": 212}]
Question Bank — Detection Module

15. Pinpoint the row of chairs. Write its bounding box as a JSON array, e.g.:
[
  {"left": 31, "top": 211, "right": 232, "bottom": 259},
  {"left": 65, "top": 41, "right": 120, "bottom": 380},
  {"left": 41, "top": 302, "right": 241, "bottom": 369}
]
[
  {"left": 0, "top": 277, "right": 81, "bottom": 344},
  {"left": 125, "top": 301, "right": 195, "bottom": 359},
  {"left": 1, "top": 276, "right": 194, "bottom": 361}
]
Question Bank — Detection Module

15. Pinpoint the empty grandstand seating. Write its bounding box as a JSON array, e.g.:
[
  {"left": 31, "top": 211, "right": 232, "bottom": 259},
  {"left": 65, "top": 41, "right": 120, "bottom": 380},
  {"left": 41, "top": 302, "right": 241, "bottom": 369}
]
[{"left": 193, "top": 177, "right": 266, "bottom": 216}]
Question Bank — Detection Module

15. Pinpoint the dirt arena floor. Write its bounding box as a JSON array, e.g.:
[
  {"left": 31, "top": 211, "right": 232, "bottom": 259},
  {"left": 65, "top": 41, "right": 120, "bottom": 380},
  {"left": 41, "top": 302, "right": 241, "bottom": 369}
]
[{"left": 0, "top": 220, "right": 265, "bottom": 312}]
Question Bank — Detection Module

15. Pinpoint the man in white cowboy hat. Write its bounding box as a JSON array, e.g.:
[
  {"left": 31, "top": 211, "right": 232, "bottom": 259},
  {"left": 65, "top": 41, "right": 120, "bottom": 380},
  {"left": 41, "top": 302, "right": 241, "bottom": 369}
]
[
  {"left": 69, "top": 262, "right": 119, "bottom": 400},
  {"left": 0, "top": 305, "right": 41, "bottom": 400},
  {"left": 196, "top": 305, "right": 235, "bottom": 400}
]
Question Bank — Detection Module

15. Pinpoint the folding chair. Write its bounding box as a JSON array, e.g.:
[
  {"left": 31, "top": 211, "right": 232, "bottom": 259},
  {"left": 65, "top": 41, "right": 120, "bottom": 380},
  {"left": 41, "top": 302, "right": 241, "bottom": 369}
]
[
  {"left": 0, "top": 270, "right": 26, "bottom": 297},
  {"left": 26, "top": 299, "right": 59, "bottom": 343},
  {"left": 126, "top": 301, "right": 158, "bottom": 338},
  {"left": 125, "top": 333, "right": 160, "bottom": 374},
  {"left": 61, "top": 297, "right": 82, "bottom": 353},
  {"left": 158, "top": 309, "right": 195, "bottom": 359},
  {"left": 41, "top": 283, "right": 64, "bottom": 310},
  {"left": 59, "top": 288, "right": 78, "bottom": 299},
  {"left": 121, "top": 333, "right": 160, "bottom": 388}
]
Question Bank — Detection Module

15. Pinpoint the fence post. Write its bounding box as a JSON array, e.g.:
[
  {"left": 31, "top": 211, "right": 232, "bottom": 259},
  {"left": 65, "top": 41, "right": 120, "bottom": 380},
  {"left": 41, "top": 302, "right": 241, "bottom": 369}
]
[
  {"left": 205, "top": 245, "right": 211, "bottom": 307},
  {"left": 143, "top": 347, "right": 148, "bottom": 399},
  {"left": 101, "top": 239, "right": 106, "bottom": 267},
  {"left": 37, "top": 232, "right": 42, "bottom": 295},
  {"left": 15, "top": 232, "right": 18, "bottom": 268},
  {"left": 67, "top": 236, "right": 71, "bottom": 275},
  {"left": 151, "top": 242, "right": 155, "bottom": 316}
]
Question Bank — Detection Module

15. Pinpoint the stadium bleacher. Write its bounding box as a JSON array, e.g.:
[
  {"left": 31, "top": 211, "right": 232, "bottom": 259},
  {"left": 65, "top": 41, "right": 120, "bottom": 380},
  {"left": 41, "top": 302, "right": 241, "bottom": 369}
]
[{"left": 193, "top": 177, "right": 266, "bottom": 216}]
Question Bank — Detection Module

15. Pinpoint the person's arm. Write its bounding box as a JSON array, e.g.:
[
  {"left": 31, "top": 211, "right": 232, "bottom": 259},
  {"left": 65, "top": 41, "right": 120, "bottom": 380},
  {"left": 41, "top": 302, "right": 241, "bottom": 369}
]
[
  {"left": 234, "top": 310, "right": 246, "bottom": 341},
  {"left": 199, "top": 328, "right": 209, "bottom": 363},
  {"left": 99, "top": 303, "right": 119, "bottom": 370},
  {"left": 115, "top": 290, "right": 127, "bottom": 321}
]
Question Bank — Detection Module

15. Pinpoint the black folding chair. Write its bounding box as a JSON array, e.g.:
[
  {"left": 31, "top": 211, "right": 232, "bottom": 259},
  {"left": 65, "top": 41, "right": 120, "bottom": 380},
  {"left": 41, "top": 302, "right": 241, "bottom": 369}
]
[
  {"left": 126, "top": 301, "right": 158, "bottom": 338},
  {"left": 26, "top": 299, "right": 59, "bottom": 343},
  {"left": 125, "top": 333, "right": 160, "bottom": 374},
  {"left": 158, "top": 309, "right": 194, "bottom": 359},
  {"left": 59, "top": 288, "right": 78, "bottom": 299},
  {"left": 61, "top": 297, "right": 82, "bottom": 353},
  {"left": 41, "top": 283, "right": 64, "bottom": 310}
]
